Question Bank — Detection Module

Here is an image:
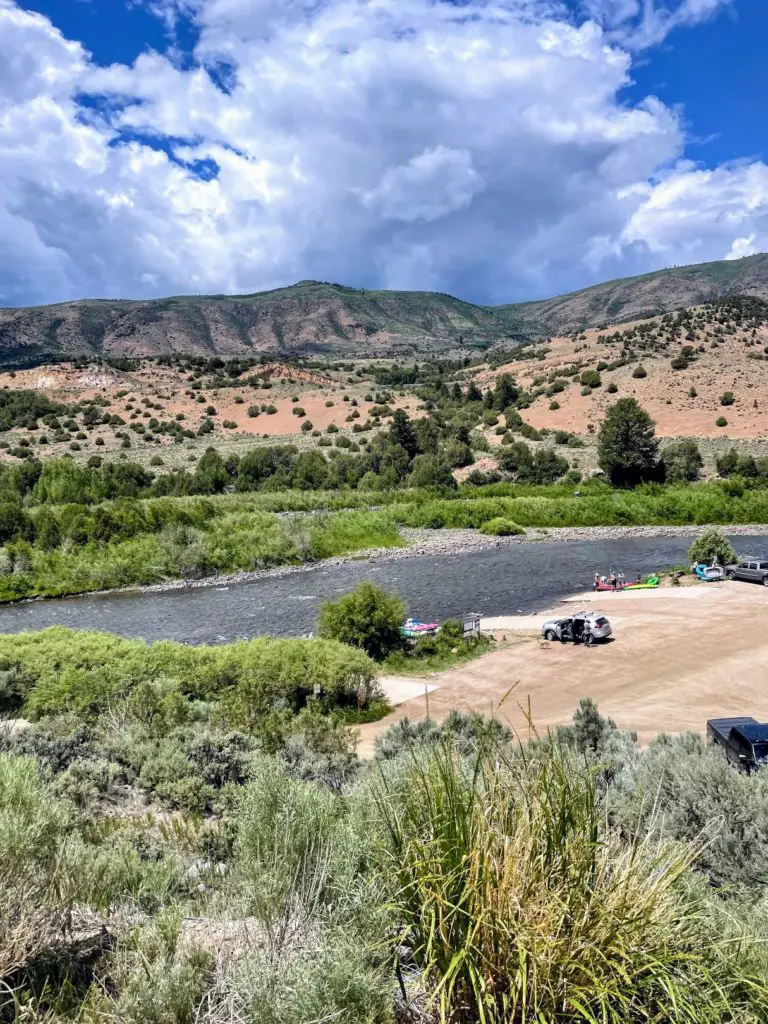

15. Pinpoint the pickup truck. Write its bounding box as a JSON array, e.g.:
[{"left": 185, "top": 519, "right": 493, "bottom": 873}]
[
  {"left": 724, "top": 558, "right": 768, "bottom": 586},
  {"left": 707, "top": 717, "right": 768, "bottom": 772}
]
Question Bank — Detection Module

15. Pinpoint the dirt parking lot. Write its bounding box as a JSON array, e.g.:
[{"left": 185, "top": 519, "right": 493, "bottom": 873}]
[{"left": 357, "top": 582, "right": 768, "bottom": 757}]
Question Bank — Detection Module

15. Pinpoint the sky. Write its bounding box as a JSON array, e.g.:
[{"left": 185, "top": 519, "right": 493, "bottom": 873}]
[{"left": 1, "top": 0, "right": 768, "bottom": 308}]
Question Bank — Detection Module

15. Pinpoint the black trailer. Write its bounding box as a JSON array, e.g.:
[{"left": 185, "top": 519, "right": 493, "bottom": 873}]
[{"left": 707, "top": 717, "right": 768, "bottom": 772}]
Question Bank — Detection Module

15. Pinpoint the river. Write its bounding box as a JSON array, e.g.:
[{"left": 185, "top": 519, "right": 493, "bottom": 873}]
[{"left": 0, "top": 532, "right": 760, "bottom": 644}]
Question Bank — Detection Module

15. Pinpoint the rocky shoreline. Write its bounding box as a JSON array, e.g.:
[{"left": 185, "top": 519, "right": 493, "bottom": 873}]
[{"left": 42, "top": 521, "right": 768, "bottom": 603}]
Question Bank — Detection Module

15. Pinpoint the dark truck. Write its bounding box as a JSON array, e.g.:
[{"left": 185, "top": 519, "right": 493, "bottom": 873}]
[{"left": 707, "top": 717, "right": 768, "bottom": 772}]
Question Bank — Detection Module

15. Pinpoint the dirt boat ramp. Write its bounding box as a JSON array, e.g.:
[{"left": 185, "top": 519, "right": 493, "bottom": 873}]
[{"left": 358, "top": 582, "right": 768, "bottom": 757}]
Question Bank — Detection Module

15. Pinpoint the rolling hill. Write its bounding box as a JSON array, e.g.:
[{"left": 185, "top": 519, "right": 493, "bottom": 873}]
[{"left": 3, "top": 254, "right": 768, "bottom": 365}]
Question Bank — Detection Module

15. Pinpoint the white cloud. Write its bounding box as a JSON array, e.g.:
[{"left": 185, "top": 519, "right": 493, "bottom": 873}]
[
  {"left": 583, "top": 0, "right": 732, "bottom": 48},
  {"left": 619, "top": 162, "right": 768, "bottom": 262},
  {"left": 0, "top": 0, "right": 760, "bottom": 309},
  {"left": 361, "top": 147, "right": 483, "bottom": 223}
]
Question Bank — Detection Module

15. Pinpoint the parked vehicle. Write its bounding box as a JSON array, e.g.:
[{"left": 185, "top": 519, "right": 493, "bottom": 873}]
[
  {"left": 724, "top": 558, "right": 768, "bottom": 586},
  {"left": 540, "top": 612, "right": 612, "bottom": 646},
  {"left": 707, "top": 717, "right": 768, "bottom": 772}
]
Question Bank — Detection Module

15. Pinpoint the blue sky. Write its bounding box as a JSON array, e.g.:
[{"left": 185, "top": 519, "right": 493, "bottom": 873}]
[{"left": 1, "top": 0, "right": 767, "bottom": 307}]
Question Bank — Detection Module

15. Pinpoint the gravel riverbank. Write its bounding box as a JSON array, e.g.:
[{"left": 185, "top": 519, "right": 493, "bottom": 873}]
[{"left": 57, "top": 521, "right": 768, "bottom": 601}]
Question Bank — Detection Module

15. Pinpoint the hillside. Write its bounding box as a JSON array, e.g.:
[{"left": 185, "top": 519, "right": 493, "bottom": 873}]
[
  {"left": 478, "top": 295, "right": 768, "bottom": 445},
  {"left": 0, "top": 281, "right": 508, "bottom": 366},
  {"left": 506, "top": 253, "right": 768, "bottom": 336},
  {"left": 3, "top": 255, "right": 768, "bottom": 364}
]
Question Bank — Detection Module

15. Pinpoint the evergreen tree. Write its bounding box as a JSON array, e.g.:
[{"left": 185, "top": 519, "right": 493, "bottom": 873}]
[
  {"left": 389, "top": 409, "right": 420, "bottom": 460},
  {"left": 493, "top": 373, "right": 519, "bottom": 411},
  {"left": 597, "top": 398, "right": 659, "bottom": 486}
]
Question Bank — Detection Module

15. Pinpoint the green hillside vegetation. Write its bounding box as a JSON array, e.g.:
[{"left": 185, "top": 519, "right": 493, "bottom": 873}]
[
  {"left": 3, "top": 254, "right": 768, "bottom": 363},
  {"left": 4, "top": 375, "right": 768, "bottom": 600},
  {"left": 2, "top": 689, "right": 768, "bottom": 1021}
]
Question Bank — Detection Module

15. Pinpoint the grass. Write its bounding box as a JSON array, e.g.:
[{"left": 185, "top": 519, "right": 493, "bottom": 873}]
[{"left": 372, "top": 735, "right": 768, "bottom": 1024}]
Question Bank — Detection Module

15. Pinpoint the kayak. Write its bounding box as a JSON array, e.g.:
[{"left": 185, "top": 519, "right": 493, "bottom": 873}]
[{"left": 624, "top": 573, "right": 660, "bottom": 590}]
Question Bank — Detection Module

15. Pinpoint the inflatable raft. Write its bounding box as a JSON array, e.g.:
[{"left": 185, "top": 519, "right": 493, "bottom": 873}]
[
  {"left": 400, "top": 618, "right": 439, "bottom": 639},
  {"left": 693, "top": 563, "right": 725, "bottom": 582}
]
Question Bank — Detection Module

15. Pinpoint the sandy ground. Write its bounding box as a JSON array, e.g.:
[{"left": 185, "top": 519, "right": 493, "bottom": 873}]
[{"left": 359, "top": 581, "right": 768, "bottom": 757}]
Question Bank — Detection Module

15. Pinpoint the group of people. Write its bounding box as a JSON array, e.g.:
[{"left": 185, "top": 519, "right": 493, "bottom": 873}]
[{"left": 592, "top": 570, "right": 643, "bottom": 591}]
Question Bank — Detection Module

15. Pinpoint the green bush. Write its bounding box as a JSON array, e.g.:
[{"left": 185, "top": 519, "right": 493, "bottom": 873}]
[
  {"left": 478, "top": 517, "right": 524, "bottom": 536},
  {"left": 688, "top": 528, "right": 736, "bottom": 567},
  {"left": 0, "top": 627, "right": 378, "bottom": 725},
  {"left": 318, "top": 581, "right": 405, "bottom": 661},
  {"left": 660, "top": 440, "right": 703, "bottom": 483}
]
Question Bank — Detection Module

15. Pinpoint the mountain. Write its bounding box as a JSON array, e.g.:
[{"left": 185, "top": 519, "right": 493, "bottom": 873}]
[
  {"left": 0, "top": 282, "right": 509, "bottom": 366},
  {"left": 503, "top": 253, "right": 768, "bottom": 337},
  {"left": 3, "top": 254, "right": 768, "bottom": 365}
]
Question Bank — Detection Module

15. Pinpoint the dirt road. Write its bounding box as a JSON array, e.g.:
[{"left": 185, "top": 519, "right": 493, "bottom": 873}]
[{"left": 358, "top": 582, "right": 768, "bottom": 757}]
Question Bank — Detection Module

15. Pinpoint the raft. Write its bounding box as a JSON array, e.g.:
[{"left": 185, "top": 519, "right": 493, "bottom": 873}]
[
  {"left": 694, "top": 564, "right": 725, "bottom": 582},
  {"left": 400, "top": 618, "right": 439, "bottom": 639}
]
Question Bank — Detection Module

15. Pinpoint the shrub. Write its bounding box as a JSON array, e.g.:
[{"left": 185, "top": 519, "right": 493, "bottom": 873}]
[
  {"left": 720, "top": 391, "right": 735, "bottom": 406},
  {"left": 716, "top": 416, "right": 728, "bottom": 427},
  {"left": 318, "top": 581, "right": 405, "bottom": 661},
  {"left": 632, "top": 364, "right": 647, "bottom": 378},
  {"left": 0, "top": 753, "right": 74, "bottom": 978},
  {"left": 478, "top": 517, "right": 524, "bottom": 536},
  {"left": 292, "top": 407, "right": 306, "bottom": 417},
  {"left": 301, "top": 420, "right": 313, "bottom": 432},
  {"left": 689, "top": 528, "right": 736, "bottom": 566},
  {"left": 247, "top": 405, "right": 260, "bottom": 417},
  {"left": 580, "top": 370, "right": 602, "bottom": 388},
  {"left": 660, "top": 440, "right": 703, "bottom": 483},
  {"left": 606, "top": 381, "right": 618, "bottom": 393},
  {"left": 549, "top": 400, "right": 560, "bottom": 410}
]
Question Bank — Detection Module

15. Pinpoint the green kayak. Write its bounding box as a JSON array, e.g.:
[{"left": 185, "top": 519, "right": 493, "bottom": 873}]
[{"left": 624, "top": 573, "right": 660, "bottom": 590}]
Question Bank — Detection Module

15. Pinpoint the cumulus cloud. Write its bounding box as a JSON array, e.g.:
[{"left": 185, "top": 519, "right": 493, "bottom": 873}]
[
  {"left": 0, "top": 0, "right": 762, "bottom": 308},
  {"left": 361, "top": 147, "right": 484, "bottom": 223}
]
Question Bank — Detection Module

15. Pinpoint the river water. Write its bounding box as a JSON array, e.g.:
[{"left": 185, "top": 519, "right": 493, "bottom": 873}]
[{"left": 0, "top": 532, "right": 761, "bottom": 645}]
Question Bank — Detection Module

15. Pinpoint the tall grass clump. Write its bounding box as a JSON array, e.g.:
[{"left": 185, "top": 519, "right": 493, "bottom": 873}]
[{"left": 373, "top": 737, "right": 768, "bottom": 1023}]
